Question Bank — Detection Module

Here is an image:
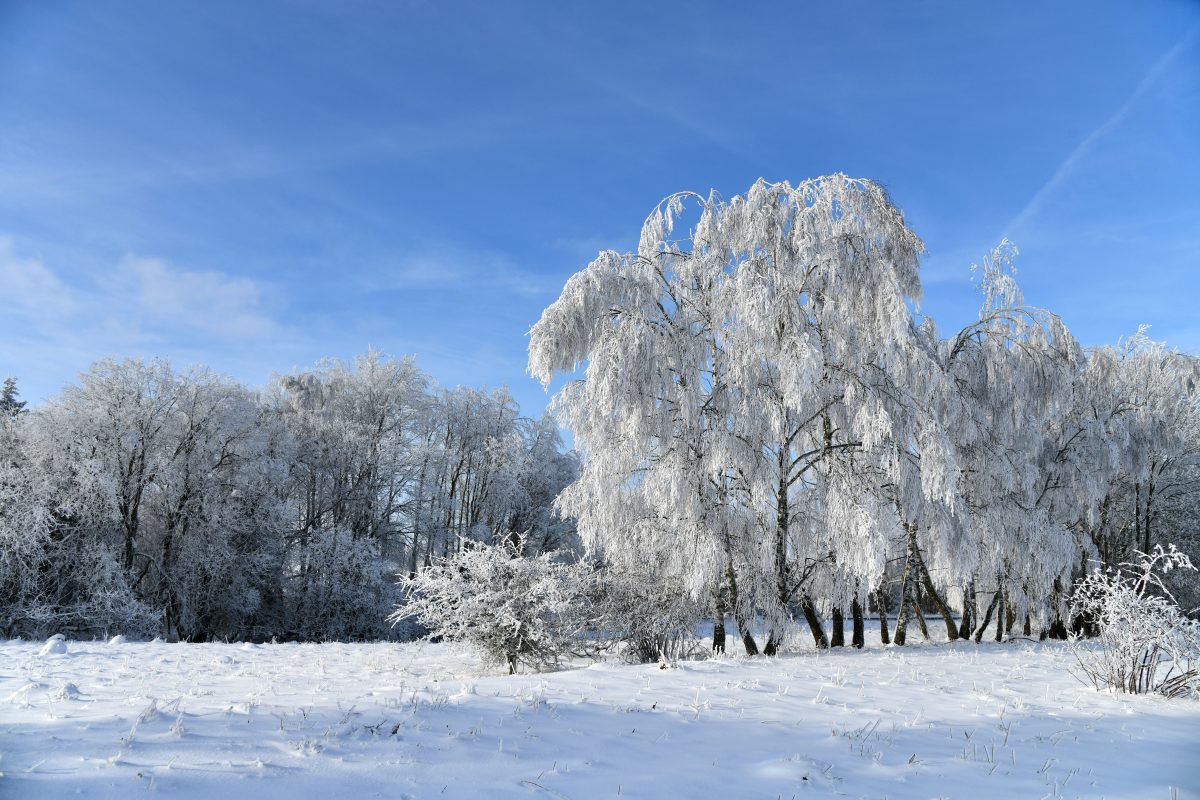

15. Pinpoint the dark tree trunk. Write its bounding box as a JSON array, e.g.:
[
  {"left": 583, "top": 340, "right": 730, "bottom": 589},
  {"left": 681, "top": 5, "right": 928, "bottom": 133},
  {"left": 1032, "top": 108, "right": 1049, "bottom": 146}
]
[
  {"left": 893, "top": 524, "right": 916, "bottom": 646},
  {"left": 851, "top": 597, "right": 865, "bottom": 648},
  {"left": 831, "top": 607, "right": 845, "bottom": 647},
  {"left": 876, "top": 585, "right": 890, "bottom": 645},
  {"left": 766, "top": 462, "right": 790, "bottom": 656},
  {"left": 994, "top": 589, "right": 1005, "bottom": 642},
  {"left": 911, "top": 600, "right": 930, "bottom": 641},
  {"left": 800, "top": 595, "right": 829, "bottom": 649},
  {"left": 958, "top": 582, "right": 974, "bottom": 641},
  {"left": 914, "top": 550, "right": 959, "bottom": 641},
  {"left": 712, "top": 592, "right": 727, "bottom": 655},
  {"left": 973, "top": 590, "right": 1000, "bottom": 643}
]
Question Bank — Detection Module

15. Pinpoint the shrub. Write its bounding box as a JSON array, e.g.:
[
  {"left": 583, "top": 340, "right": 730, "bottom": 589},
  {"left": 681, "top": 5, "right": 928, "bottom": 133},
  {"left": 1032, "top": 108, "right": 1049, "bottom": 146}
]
[
  {"left": 1069, "top": 544, "right": 1200, "bottom": 699},
  {"left": 392, "top": 539, "right": 589, "bottom": 673},
  {"left": 586, "top": 566, "right": 705, "bottom": 664}
]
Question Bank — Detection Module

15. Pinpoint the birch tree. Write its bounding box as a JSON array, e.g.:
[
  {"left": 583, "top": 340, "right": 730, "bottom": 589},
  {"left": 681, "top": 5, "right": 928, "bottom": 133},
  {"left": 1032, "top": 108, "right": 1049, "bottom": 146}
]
[{"left": 530, "top": 175, "right": 952, "bottom": 652}]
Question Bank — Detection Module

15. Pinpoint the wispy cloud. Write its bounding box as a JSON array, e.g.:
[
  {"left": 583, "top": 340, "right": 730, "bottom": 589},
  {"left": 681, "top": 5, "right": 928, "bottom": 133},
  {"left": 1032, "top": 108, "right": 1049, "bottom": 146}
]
[
  {"left": 114, "top": 256, "right": 281, "bottom": 339},
  {"left": 0, "top": 240, "right": 292, "bottom": 399},
  {"left": 371, "top": 243, "right": 554, "bottom": 297},
  {"left": 1004, "top": 26, "right": 1199, "bottom": 238},
  {"left": 0, "top": 238, "right": 79, "bottom": 320}
]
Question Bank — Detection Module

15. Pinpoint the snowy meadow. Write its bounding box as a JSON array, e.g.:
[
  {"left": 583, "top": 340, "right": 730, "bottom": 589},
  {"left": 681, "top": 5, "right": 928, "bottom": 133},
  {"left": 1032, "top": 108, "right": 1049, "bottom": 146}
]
[{"left": 3, "top": 633, "right": 1197, "bottom": 799}]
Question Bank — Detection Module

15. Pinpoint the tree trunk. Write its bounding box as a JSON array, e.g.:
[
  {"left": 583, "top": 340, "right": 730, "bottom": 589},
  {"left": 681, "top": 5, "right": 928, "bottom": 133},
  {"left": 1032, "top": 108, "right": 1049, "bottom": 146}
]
[
  {"left": 914, "top": 549, "right": 959, "bottom": 640},
  {"left": 958, "top": 582, "right": 974, "bottom": 640},
  {"left": 739, "top": 624, "right": 760, "bottom": 656},
  {"left": 799, "top": 595, "right": 829, "bottom": 649},
  {"left": 911, "top": 600, "right": 930, "bottom": 640},
  {"left": 831, "top": 607, "right": 845, "bottom": 647},
  {"left": 994, "top": 588, "right": 1005, "bottom": 642},
  {"left": 851, "top": 597, "right": 865, "bottom": 648},
  {"left": 893, "top": 525, "right": 916, "bottom": 646},
  {"left": 724, "top": 545, "right": 759, "bottom": 656},
  {"left": 766, "top": 461, "right": 790, "bottom": 655},
  {"left": 712, "top": 592, "right": 727, "bottom": 655},
  {"left": 973, "top": 590, "right": 1000, "bottom": 643},
  {"left": 876, "top": 585, "right": 890, "bottom": 645}
]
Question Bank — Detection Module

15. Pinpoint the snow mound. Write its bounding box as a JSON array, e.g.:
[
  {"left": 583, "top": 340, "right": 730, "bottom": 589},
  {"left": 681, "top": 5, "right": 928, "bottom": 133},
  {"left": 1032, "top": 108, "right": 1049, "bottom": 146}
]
[
  {"left": 108, "top": 634, "right": 127, "bottom": 645},
  {"left": 39, "top": 634, "right": 67, "bottom": 655},
  {"left": 53, "top": 682, "right": 81, "bottom": 700}
]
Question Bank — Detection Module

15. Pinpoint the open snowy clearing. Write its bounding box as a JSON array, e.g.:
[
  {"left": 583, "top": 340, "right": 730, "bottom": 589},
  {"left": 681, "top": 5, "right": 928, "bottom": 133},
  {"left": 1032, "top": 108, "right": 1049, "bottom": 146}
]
[{"left": 2, "top": 635, "right": 1197, "bottom": 799}]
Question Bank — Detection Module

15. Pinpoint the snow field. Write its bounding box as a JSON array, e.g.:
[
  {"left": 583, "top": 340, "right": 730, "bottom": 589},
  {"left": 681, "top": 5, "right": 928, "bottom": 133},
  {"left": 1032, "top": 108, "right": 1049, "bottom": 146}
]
[{"left": 2, "top": 636, "right": 1198, "bottom": 799}]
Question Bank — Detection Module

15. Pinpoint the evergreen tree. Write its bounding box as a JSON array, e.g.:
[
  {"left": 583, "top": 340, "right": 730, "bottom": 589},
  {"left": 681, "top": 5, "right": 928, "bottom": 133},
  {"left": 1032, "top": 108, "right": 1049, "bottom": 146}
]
[{"left": 0, "top": 378, "right": 26, "bottom": 416}]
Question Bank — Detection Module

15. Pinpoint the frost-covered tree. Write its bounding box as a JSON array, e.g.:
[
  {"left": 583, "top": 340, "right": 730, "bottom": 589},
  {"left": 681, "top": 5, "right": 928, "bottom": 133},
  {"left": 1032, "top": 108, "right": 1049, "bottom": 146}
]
[
  {"left": 272, "top": 350, "right": 429, "bottom": 548},
  {"left": 530, "top": 175, "right": 952, "bottom": 653},
  {"left": 924, "top": 243, "right": 1084, "bottom": 641},
  {"left": 406, "top": 388, "right": 579, "bottom": 571},
  {"left": 135, "top": 372, "right": 287, "bottom": 640},
  {"left": 1084, "top": 334, "right": 1200, "bottom": 564},
  {"left": 15, "top": 360, "right": 289, "bottom": 639},
  {"left": 36, "top": 359, "right": 189, "bottom": 575},
  {"left": 0, "top": 350, "right": 577, "bottom": 641}
]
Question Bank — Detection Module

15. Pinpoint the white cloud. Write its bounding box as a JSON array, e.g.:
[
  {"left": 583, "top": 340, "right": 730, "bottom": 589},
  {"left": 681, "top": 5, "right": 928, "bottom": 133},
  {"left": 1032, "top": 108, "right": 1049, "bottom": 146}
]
[
  {"left": 116, "top": 256, "right": 280, "bottom": 339},
  {"left": 0, "top": 238, "right": 79, "bottom": 322},
  {"left": 0, "top": 241, "right": 288, "bottom": 399}
]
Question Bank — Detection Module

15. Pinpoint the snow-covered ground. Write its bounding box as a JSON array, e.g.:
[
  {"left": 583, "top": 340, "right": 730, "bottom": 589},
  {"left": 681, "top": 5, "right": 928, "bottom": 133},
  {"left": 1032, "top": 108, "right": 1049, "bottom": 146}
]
[{"left": 3, "top": 633, "right": 1198, "bottom": 799}]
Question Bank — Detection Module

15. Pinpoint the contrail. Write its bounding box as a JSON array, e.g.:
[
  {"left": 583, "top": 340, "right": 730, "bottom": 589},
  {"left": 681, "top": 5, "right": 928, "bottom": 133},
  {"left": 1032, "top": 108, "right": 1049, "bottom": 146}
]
[{"left": 1004, "top": 25, "right": 1199, "bottom": 238}]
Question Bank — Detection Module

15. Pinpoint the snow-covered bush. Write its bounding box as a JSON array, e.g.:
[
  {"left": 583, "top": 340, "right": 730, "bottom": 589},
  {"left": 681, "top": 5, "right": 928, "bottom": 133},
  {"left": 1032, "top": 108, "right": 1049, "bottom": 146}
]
[
  {"left": 392, "top": 538, "right": 589, "bottom": 673},
  {"left": 586, "top": 565, "right": 705, "bottom": 663},
  {"left": 1069, "top": 545, "right": 1200, "bottom": 699}
]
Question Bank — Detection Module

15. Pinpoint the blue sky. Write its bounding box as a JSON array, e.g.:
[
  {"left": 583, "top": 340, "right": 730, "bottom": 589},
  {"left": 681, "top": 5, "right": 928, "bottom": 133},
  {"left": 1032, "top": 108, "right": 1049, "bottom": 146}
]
[{"left": 1, "top": 2, "right": 1197, "bottom": 417}]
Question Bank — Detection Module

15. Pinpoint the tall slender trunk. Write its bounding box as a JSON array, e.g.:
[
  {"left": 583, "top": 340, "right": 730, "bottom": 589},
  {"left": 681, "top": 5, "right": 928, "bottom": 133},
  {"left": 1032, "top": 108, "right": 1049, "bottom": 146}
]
[
  {"left": 876, "top": 585, "right": 890, "bottom": 645},
  {"left": 893, "top": 524, "right": 916, "bottom": 646},
  {"left": 851, "top": 597, "right": 865, "bottom": 648},
  {"left": 736, "top": 612, "right": 759, "bottom": 655},
  {"left": 712, "top": 591, "right": 727, "bottom": 655},
  {"left": 958, "top": 582, "right": 974, "bottom": 640},
  {"left": 994, "top": 588, "right": 1006, "bottom": 642},
  {"left": 831, "top": 607, "right": 845, "bottom": 647},
  {"left": 973, "top": 589, "right": 1000, "bottom": 643},
  {"left": 911, "top": 600, "right": 930, "bottom": 640},
  {"left": 1143, "top": 471, "right": 1156, "bottom": 556},
  {"left": 408, "top": 530, "right": 421, "bottom": 577},
  {"left": 914, "top": 548, "right": 959, "bottom": 640},
  {"left": 1134, "top": 481, "right": 1142, "bottom": 556},
  {"left": 799, "top": 595, "right": 829, "bottom": 649},
  {"left": 766, "top": 457, "right": 790, "bottom": 655}
]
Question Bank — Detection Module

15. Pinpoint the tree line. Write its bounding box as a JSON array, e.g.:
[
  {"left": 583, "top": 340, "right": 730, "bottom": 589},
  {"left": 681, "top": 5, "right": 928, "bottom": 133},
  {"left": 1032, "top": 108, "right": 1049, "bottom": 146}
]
[
  {"left": 2, "top": 174, "right": 1197, "bottom": 652},
  {"left": 0, "top": 353, "right": 578, "bottom": 640}
]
